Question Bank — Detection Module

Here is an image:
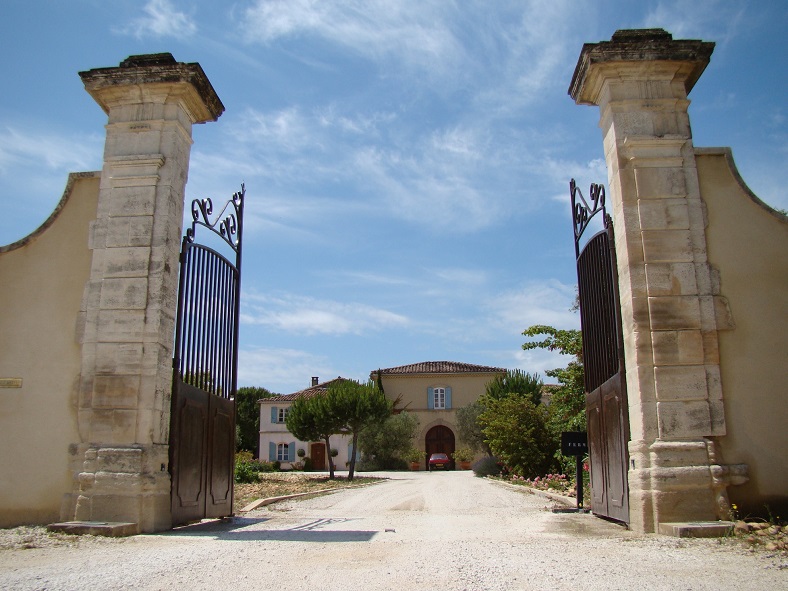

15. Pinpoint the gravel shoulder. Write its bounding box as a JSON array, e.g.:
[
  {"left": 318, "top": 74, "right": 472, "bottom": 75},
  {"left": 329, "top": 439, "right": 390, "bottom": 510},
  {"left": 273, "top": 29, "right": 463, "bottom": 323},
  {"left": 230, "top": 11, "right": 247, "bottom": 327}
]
[{"left": 1, "top": 471, "right": 785, "bottom": 591}]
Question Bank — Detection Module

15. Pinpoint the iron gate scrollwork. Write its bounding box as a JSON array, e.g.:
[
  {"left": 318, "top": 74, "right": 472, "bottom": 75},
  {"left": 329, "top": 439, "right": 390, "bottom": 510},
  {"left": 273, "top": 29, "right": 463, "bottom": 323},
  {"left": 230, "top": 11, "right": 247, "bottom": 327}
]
[
  {"left": 169, "top": 185, "right": 244, "bottom": 526},
  {"left": 571, "top": 179, "right": 630, "bottom": 524}
]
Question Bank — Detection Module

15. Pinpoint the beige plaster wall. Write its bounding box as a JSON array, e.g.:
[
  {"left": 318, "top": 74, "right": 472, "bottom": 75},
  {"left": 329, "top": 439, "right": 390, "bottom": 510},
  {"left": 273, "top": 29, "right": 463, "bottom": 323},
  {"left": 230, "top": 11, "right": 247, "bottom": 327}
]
[
  {"left": 0, "top": 173, "right": 100, "bottom": 527},
  {"left": 380, "top": 373, "right": 500, "bottom": 468},
  {"left": 696, "top": 149, "right": 788, "bottom": 516}
]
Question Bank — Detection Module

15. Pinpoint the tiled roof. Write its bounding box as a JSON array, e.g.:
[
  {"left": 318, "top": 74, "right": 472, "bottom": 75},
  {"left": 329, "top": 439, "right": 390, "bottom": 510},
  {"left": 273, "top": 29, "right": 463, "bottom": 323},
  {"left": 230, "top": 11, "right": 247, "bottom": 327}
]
[
  {"left": 258, "top": 377, "right": 349, "bottom": 403},
  {"left": 375, "top": 361, "right": 507, "bottom": 375}
]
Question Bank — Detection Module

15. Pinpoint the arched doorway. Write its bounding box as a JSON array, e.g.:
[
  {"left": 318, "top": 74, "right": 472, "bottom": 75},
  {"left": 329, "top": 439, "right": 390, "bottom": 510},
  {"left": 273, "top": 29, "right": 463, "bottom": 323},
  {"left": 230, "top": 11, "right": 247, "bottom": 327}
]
[{"left": 425, "top": 425, "right": 455, "bottom": 470}]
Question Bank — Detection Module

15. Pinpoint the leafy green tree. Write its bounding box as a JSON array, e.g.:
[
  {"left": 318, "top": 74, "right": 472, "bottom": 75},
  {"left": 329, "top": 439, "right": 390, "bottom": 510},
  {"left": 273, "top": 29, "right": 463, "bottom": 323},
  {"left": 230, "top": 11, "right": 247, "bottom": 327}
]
[
  {"left": 456, "top": 400, "right": 491, "bottom": 455},
  {"left": 326, "top": 379, "right": 391, "bottom": 480},
  {"left": 478, "top": 396, "right": 555, "bottom": 479},
  {"left": 358, "top": 411, "right": 419, "bottom": 470},
  {"left": 235, "top": 386, "right": 274, "bottom": 455},
  {"left": 286, "top": 394, "right": 342, "bottom": 479},
  {"left": 522, "top": 324, "right": 585, "bottom": 473},
  {"left": 484, "top": 369, "right": 543, "bottom": 405}
]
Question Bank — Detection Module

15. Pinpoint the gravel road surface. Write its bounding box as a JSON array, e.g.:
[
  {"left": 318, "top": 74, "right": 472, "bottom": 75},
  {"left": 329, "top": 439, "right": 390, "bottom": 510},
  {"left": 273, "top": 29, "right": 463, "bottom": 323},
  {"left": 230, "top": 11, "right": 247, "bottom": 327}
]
[{"left": 1, "top": 471, "right": 785, "bottom": 590}]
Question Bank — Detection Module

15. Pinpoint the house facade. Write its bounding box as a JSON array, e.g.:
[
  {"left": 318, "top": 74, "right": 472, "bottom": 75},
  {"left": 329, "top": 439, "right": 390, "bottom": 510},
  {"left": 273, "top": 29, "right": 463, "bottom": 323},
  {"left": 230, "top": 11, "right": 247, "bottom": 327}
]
[
  {"left": 372, "top": 361, "right": 507, "bottom": 470},
  {"left": 259, "top": 362, "right": 506, "bottom": 472},
  {"left": 258, "top": 377, "right": 355, "bottom": 470}
]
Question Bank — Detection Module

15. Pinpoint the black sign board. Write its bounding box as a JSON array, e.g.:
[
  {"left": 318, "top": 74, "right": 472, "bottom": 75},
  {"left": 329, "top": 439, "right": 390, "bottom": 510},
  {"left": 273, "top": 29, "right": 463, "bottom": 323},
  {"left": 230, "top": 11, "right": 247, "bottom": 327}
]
[{"left": 561, "top": 431, "right": 588, "bottom": 456}]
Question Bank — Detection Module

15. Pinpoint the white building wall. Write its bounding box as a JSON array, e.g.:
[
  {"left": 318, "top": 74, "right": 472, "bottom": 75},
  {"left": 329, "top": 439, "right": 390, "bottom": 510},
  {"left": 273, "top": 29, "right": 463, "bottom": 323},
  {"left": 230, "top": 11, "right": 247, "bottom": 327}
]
[{"left": 258, "top": 401, "right": 355, "bottom": 470}]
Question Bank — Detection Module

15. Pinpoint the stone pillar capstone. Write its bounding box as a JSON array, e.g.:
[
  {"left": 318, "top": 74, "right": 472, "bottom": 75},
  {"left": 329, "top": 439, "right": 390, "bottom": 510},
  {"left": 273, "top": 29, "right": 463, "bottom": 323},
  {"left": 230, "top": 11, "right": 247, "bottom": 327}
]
[
  {"left": 63, "top": 54, "right": 224, "bottom": 533},
  {"left": 569, "top": 30, "right": 740, "bottom": 533}
]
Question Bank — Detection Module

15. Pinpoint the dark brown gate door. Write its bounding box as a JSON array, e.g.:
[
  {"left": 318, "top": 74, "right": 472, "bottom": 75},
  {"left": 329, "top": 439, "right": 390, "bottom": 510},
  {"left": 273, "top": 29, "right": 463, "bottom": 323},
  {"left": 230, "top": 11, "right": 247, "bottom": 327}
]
[
  {"left": 170, "top": 187, "right": 244, "bottom": 527},
  {"left": 572, "top": 180, "right": 630, "bottom": 524},
  {"left": 425, "top": 425, "right": 455, "bottom": 470}
]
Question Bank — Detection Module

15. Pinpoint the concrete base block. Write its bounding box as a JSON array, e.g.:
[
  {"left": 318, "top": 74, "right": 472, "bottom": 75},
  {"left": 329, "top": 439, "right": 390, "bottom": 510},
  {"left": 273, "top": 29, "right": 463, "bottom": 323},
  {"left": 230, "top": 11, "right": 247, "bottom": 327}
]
[
  {"left": 658, "top": 521, "right": 734, "bottom": 538},
  {"left": 47, "top": 521, "right": 139, "bottom": 537}
]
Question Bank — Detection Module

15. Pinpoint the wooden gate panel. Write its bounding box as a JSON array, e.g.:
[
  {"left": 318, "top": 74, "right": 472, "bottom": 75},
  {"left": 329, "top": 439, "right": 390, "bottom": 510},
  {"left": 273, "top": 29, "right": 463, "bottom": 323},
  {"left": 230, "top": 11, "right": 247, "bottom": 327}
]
[
  {"left": 585, "top": 389, "right": 607, "bottom": 511},
  {"left": 170, "top": 382, "right": 209, "bottom": 525},
  {"left": 572, "top": 180, "right": 630, "bottom": 524},
  {"left": 206, "top": 394, "right": 234, "bottom": 517},
  {"left": 169, "top": 187, "right": 244, "bottom": 527},
  {"left": 602, "top": 374, "right": 629, "bottom": 520}
]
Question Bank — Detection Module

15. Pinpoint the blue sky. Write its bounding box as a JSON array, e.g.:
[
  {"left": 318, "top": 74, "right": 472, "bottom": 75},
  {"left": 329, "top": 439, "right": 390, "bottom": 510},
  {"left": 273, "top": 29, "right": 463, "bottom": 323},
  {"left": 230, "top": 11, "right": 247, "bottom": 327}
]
[{"left": 1, "top": 1, "right": 785, "bottom": 394}]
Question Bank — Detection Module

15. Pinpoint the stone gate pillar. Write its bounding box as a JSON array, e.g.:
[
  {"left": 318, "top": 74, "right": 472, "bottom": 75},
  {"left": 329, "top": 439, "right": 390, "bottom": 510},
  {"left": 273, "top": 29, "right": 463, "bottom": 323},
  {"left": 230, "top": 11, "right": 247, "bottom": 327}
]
[
  {"left": 62, "top": 54, "right": 224, "bottom": 532},
  {"left": 569, "top": 30, "right": 740, "bottom": 533}
]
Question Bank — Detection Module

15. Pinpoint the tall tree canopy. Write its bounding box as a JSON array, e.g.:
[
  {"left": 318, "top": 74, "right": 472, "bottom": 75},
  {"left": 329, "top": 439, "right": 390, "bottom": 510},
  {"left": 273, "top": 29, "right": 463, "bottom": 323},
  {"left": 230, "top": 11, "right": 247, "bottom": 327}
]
[
  {"left": 484, "top": 369, "right": 543, "bottom": 405},
  {"left": 522, "top": 324, "right": 586, "bottom": 472},
  {"left": 325, "top": 379, "right": 391, "bottom": 480},
  {"left": 286, "top": 394, "right": 342, "bottom": 478},
  {"left": 456, "top": 400, "right": 491, "bottom": 455},
  {"left": 235, "top": 386, "right": 275, "bottom": 456},
  {"left": 478, "top": 396, "right": 555, "bottom": 479},
  {"left": 358, "top": 411, "right": 419, "bottom": 470}
]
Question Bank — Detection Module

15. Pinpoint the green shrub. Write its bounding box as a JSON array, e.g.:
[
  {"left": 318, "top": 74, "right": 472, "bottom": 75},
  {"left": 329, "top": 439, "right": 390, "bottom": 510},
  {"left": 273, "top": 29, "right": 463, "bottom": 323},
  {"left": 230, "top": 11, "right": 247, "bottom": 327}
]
[
  {"left": 479, "top": 397, "right": 555, "bottom": 479},
  {"left": 472, "top": 456, "right": 502, "bottom": 477},
  {"left": 235, "top": 450, "right": 254, "bottom": 463},
  {"left": 235, "top": 459, "right": 261, "bottom": 483},
  {"left": 234, "top": 455, "right": 279, "bottom": 482},
  {"left": 303, "top": 457, "right": 314, "bottom": 471}
]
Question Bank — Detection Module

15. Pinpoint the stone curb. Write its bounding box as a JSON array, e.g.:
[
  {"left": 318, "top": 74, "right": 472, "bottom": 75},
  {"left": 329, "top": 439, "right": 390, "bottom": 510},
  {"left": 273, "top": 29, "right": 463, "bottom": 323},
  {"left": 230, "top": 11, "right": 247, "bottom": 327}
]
[
  {"left": 238, "top": 481, "right": 380, "bottom": 513},
  {"left": 489, "top": 478, "right": 577, "bottom": 508}
]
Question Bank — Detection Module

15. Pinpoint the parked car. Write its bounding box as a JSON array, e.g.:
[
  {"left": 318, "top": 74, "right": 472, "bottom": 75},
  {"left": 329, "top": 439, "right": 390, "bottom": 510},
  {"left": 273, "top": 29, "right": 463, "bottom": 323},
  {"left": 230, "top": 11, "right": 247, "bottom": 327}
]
[{"left": 428, "top": 453, "right": 450, "bottom": 471}]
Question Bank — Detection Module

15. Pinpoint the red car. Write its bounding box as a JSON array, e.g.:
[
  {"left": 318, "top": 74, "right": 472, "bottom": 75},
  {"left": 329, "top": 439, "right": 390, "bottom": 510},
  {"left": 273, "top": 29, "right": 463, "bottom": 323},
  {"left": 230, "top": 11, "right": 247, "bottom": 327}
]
[{"left": 428, "top": 453, "right": 450, "bottom": 471}]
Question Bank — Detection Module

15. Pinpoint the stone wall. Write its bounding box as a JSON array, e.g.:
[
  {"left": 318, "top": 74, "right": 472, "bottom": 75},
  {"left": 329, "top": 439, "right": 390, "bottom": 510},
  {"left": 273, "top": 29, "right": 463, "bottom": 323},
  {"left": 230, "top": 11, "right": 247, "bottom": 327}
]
[
  {"left": 570, "top": 29, "right": 786, "bottom": 532},
  {"left": 0, "top": 53, "right": 223, "bottom": 533}
]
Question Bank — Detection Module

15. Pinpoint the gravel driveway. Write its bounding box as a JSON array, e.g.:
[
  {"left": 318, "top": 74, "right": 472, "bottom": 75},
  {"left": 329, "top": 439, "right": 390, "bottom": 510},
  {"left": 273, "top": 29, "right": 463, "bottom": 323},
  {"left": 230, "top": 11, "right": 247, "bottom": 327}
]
[{"left": 1, "top": 471, "right": 785, "bottom": 590}]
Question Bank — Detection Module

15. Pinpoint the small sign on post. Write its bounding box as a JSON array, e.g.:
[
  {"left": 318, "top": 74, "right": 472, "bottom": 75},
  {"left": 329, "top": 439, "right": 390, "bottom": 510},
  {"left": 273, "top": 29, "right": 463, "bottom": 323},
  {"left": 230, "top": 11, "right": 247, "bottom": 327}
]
[{"left": 561, "top": 431, "right": 588, "bottom": 512}]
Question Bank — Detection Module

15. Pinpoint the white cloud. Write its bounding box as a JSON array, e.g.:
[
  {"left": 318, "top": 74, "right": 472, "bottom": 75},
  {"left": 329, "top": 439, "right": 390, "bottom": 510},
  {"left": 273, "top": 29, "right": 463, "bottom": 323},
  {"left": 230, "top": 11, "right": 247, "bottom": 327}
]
[
  {"left": 486, "top": 279, "right": 579, "bottom": 333},
  {"left": 508, "top": 347, "right": 572, "bottom": 384},
  {"left": 0, "top": 126, "right": 100, "bottom": 174},
  {"left": 241, "top": 0, "right": 464, "bottom": 78},
  {"left": 641, "top": 1, "right": 745, "bottom": 45},
  {"left": 241, "top": 292, "right": 410, "bottom": 335},
  {"left": 237, "top": 347, "right": 334, "bottom": 393},
  {"left": 119, "top": 0, "right": 197, "bottom": 40}
]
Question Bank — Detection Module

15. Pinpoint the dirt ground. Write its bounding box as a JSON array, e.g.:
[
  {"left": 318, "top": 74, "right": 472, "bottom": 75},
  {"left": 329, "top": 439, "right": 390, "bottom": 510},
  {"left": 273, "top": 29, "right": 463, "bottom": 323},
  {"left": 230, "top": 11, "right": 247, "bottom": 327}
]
[
  {"left": 233, "top": 472, "right": 381, "bottom": 511},
  {"left": 1, "top": 471, "right": 785, "bottom": 590}
]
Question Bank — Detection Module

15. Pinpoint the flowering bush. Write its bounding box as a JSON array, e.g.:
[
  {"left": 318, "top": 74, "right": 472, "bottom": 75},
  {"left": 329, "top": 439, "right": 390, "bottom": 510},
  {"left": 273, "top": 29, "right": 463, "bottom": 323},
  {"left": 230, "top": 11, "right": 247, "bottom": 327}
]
[{"left": 509, "top": 473, "right": 572, "bottom": 493}]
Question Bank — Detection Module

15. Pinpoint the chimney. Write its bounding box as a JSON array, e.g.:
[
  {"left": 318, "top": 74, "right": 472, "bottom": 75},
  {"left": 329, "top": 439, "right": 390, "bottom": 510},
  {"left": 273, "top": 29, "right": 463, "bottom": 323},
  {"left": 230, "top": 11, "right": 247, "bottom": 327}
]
[{"left": 311, "top": 377, "right": 319, "bottom": 387}]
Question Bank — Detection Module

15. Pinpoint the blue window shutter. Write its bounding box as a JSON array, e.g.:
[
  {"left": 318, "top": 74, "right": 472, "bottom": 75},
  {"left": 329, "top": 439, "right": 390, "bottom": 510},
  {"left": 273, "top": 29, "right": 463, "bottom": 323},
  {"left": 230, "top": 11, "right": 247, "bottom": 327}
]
[
  {"left": 289, "top": 441, "right": 296, "bottom": 462},
  {"left": 347, "top": 443, "right": 352, "bottom": 461},
  {"left": 271, "top": 406, "right": 278, "bottom": 423},
  {"left": 446, "top": 387, "right": 452, "bottom": 409},
  {"left": 428, "top": 387, "right": 434, "bottom": 409},
  {"left": 269, "top": 442, "right": 276, "bottom": 461}
]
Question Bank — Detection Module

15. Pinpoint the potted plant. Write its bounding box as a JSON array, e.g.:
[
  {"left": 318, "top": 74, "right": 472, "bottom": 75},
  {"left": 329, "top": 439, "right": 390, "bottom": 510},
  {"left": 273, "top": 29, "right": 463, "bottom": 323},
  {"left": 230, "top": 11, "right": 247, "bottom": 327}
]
[
  {"left": 297, "top": 448, "right": 306, "bottom": 458},
  {"left": 452, "top": 448, "right": 474, "bottom": 470},
  {"left": 404, "top": 447, "right": 423, "bottom": 471}
]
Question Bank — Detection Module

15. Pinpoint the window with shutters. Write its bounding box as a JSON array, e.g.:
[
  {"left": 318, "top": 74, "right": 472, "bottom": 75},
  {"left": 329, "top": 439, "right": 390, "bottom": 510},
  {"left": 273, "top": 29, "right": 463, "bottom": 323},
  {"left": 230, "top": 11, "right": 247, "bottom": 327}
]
[
  {"left": 277, "top": 443, "right": 289, "bottom": 462},
  {"left": 278, "top": 407, "right": 289, "bottom": 423},
  {"left": 433, "top": 387, "right": 446, "bottom": 409}
]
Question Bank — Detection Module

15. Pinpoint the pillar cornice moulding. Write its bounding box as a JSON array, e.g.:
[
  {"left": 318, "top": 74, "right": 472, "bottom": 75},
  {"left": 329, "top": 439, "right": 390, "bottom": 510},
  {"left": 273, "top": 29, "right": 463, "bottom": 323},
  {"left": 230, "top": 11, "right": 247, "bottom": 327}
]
[
  {"left": 80, "top": 53, "right": 224, "bottom": 124},
  {"left": 569, "top": 29, "right": 715, "bottom": 106}
]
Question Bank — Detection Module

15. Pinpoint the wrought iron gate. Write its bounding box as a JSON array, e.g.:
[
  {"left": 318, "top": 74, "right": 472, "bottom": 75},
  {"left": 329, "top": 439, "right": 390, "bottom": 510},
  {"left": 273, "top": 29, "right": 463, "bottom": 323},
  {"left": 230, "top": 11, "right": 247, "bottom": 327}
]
[
  {"left": 169, "top": 186, "right": 244, "bottom": 526},
  {"left": 571, "top": 179, "right": 630, "bottom": 524}
]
